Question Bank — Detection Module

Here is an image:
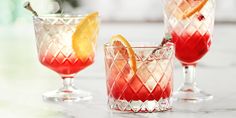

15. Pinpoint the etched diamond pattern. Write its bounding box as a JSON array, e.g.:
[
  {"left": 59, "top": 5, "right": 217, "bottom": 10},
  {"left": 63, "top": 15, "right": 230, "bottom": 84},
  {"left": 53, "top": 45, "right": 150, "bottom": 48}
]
[
  {"left": 164, "top": 0, "right": 215, "bottom": 43},
  {"left": 33, "top": 16, "right": 98, "bottom": 75},
  {"left": 34, "top": 17, "right": 88, "bottom": 65},
  {"left": 164, "top": 0, "right": 215, "bottom": 64},
  {"left": 105, "top": 45, "right": 174, "bottom": 112}
]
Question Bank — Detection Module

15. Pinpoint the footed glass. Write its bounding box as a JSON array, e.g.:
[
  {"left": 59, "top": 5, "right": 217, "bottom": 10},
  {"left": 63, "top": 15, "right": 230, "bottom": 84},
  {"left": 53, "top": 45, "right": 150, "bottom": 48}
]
[
  {"left": 33, "top": 14, "right": 99, "bottom": 102},
  {"left": 163, "top": 0, "right": 215, "bottom": 101}
]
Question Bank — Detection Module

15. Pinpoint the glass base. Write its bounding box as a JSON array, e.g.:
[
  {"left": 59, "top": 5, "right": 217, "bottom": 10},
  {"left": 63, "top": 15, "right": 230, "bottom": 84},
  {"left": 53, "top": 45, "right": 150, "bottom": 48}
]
[
  {"left": 172, "top": 84, "right": 213, "bottom": 102},
  {"left": 42, "top": 89, "right": 92, "bottom": 103},
  {"left": 108, "top": 97, "right": 171, "bottom": 112}
]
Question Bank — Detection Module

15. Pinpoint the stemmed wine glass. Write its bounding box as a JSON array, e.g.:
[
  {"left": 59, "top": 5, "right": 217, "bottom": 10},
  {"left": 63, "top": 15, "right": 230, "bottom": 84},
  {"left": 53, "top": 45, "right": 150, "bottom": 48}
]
[{"left": 163, "top": 0, "right": 215, "bottom": 101}]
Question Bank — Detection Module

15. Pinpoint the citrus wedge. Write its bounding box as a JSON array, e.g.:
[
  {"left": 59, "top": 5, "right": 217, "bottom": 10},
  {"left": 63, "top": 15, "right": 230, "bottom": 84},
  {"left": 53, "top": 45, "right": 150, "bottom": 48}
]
[
  {"left": 182, "top": 0, "right": 208, "bottom": 19},
  {"left": 72, "top": 12, "right": 99, "bottom": 62},
  {"left": 110, "top": 34, "right": 137, "bottom": 72},
  {"left": 167, "top": 0, "right": 208, "bottom": 19}
]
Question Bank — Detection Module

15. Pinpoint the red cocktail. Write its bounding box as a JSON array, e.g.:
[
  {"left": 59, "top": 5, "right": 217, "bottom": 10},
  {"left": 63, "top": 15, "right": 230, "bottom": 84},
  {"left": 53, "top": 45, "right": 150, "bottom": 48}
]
[
  {"left": 104, "top": 35, "right": 174, "bottom": 112},
  {"left": 39, "top": 53, "right": 93, "bottom": 76},
  {"left": 172, "top": 31, "right": 211, "bottom": 65},
  {"left": 163, "top": 0, "right": 215, "bottom": 101},
  {"left": 106, "top": 58, "right": 173, "bottom": 102},
  {"left": 33, "top": 12, "right": 99, "bottom": 102}
]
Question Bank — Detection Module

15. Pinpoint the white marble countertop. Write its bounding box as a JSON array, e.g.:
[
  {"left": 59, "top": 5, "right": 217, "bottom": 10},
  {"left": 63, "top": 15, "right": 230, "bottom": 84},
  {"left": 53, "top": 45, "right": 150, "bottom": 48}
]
[{"left": 0, "top": 23, "right": 236, "bottom": 118}]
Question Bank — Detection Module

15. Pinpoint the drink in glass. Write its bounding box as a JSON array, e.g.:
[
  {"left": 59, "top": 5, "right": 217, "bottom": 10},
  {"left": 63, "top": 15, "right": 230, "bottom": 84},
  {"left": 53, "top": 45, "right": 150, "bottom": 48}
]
[
  {"left": 163, "top": 0, "right": 215, "bottom": 101},
  {"left": 33, "top": 12, "right": 99, "bottom": 102},
  {"left": 104, "top": 35, "right": 174, "bottom": 112}
]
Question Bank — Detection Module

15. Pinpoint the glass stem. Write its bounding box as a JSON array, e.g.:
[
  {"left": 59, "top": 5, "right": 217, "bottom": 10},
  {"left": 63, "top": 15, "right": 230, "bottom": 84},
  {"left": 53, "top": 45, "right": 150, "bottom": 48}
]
[
  {"left": 61, "top": 77, "right": 76, "bottom": 92},
  {"left": 183, "top": 65, "right": 196, "bottom": 87}
]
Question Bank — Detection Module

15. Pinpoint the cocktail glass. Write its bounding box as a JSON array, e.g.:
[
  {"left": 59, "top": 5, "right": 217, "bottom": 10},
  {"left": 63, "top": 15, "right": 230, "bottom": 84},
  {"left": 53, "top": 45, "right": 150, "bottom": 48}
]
[
  {"left": 33, "top": 14, "right": 99, "bottom": 102},
  {"left": 163, "top": 0, "right": 215, "bottom": 101},
  {"left": 104, "top": 42, "right": 174, "bottom": 112}
]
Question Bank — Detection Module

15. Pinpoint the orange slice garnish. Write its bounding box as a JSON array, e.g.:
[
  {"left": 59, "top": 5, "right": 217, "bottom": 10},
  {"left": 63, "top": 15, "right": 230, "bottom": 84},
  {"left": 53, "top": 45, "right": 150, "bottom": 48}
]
[
  {"left": 182, "top": 0, "right": 208, "bottom": 19},
  {"left": 167, "top": 0, "right": 208, "bottom": 19},
  {"left": 72, "top": 12, "right": 99, "bottom": 61},
  {"left": 110, "top": 34, "right": 137, "bottom": 72}
]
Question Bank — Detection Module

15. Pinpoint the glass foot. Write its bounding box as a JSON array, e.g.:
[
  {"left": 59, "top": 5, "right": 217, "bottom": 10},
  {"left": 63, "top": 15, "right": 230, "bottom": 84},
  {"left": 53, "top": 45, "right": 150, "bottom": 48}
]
[
  {"left": 42, "top": 89, "right": 92, "bottom": 102},
  {"left": 172, "top": 84, "right": 213, "bottom": 102}
]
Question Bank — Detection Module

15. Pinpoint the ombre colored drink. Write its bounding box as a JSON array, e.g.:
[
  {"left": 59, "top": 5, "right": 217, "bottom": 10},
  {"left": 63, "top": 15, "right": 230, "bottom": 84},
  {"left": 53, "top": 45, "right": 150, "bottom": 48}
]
[
  {"left": 164, "top": 0, "right": 215, "bottom": 65},
  {"left": 163, "top": 0, "right": 215, "bottom": 101},
  {"left": 39, "top": 49, "right": 94, "bottom": 76},
  {"left": 33, "top": 12, "right": 99, "bottom": 102},
  {"left": 104, "top": 43, "right": 174, "bottom": 112}
]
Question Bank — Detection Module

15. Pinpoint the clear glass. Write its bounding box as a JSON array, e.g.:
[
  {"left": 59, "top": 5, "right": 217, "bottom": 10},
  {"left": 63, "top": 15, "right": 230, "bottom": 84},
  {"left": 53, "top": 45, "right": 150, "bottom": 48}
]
[
  {"left": 104, "top": 43, "right": 174, "bottom": 112},
  {"left": 33, "top": 14, "right": 99, "bottom": 102},
  {"left": 163, "top": 0, "right": 215, "bottom": 101}
]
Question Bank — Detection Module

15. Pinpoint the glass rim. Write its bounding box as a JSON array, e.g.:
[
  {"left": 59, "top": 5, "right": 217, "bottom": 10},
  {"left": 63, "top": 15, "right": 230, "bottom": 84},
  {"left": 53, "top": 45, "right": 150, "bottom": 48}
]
[
  {"left": 33, "top": 13, "right": 100, "bottom": 20},
  {"left": 33, "top": 14, "right": 83, "bottom": 19},
  {"left": 104, "top": 42, "right": 174, "bottom": 49}
]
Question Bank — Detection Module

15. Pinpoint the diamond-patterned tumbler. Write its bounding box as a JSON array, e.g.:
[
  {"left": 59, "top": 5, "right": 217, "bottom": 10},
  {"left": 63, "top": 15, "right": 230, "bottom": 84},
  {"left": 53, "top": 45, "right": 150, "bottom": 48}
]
[{"left": 104, "top": 43, "right": 174, "bottom": 112}]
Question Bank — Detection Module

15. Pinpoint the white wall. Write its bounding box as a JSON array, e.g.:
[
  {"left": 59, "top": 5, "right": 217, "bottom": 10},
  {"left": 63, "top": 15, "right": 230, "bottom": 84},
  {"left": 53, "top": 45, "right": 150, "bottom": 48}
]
[
  {"left": 81, "top": 0, "right": 236, "bottom": 22},
  {"left": 22, "top": 0, "right": 236, "bottom": 22}
]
